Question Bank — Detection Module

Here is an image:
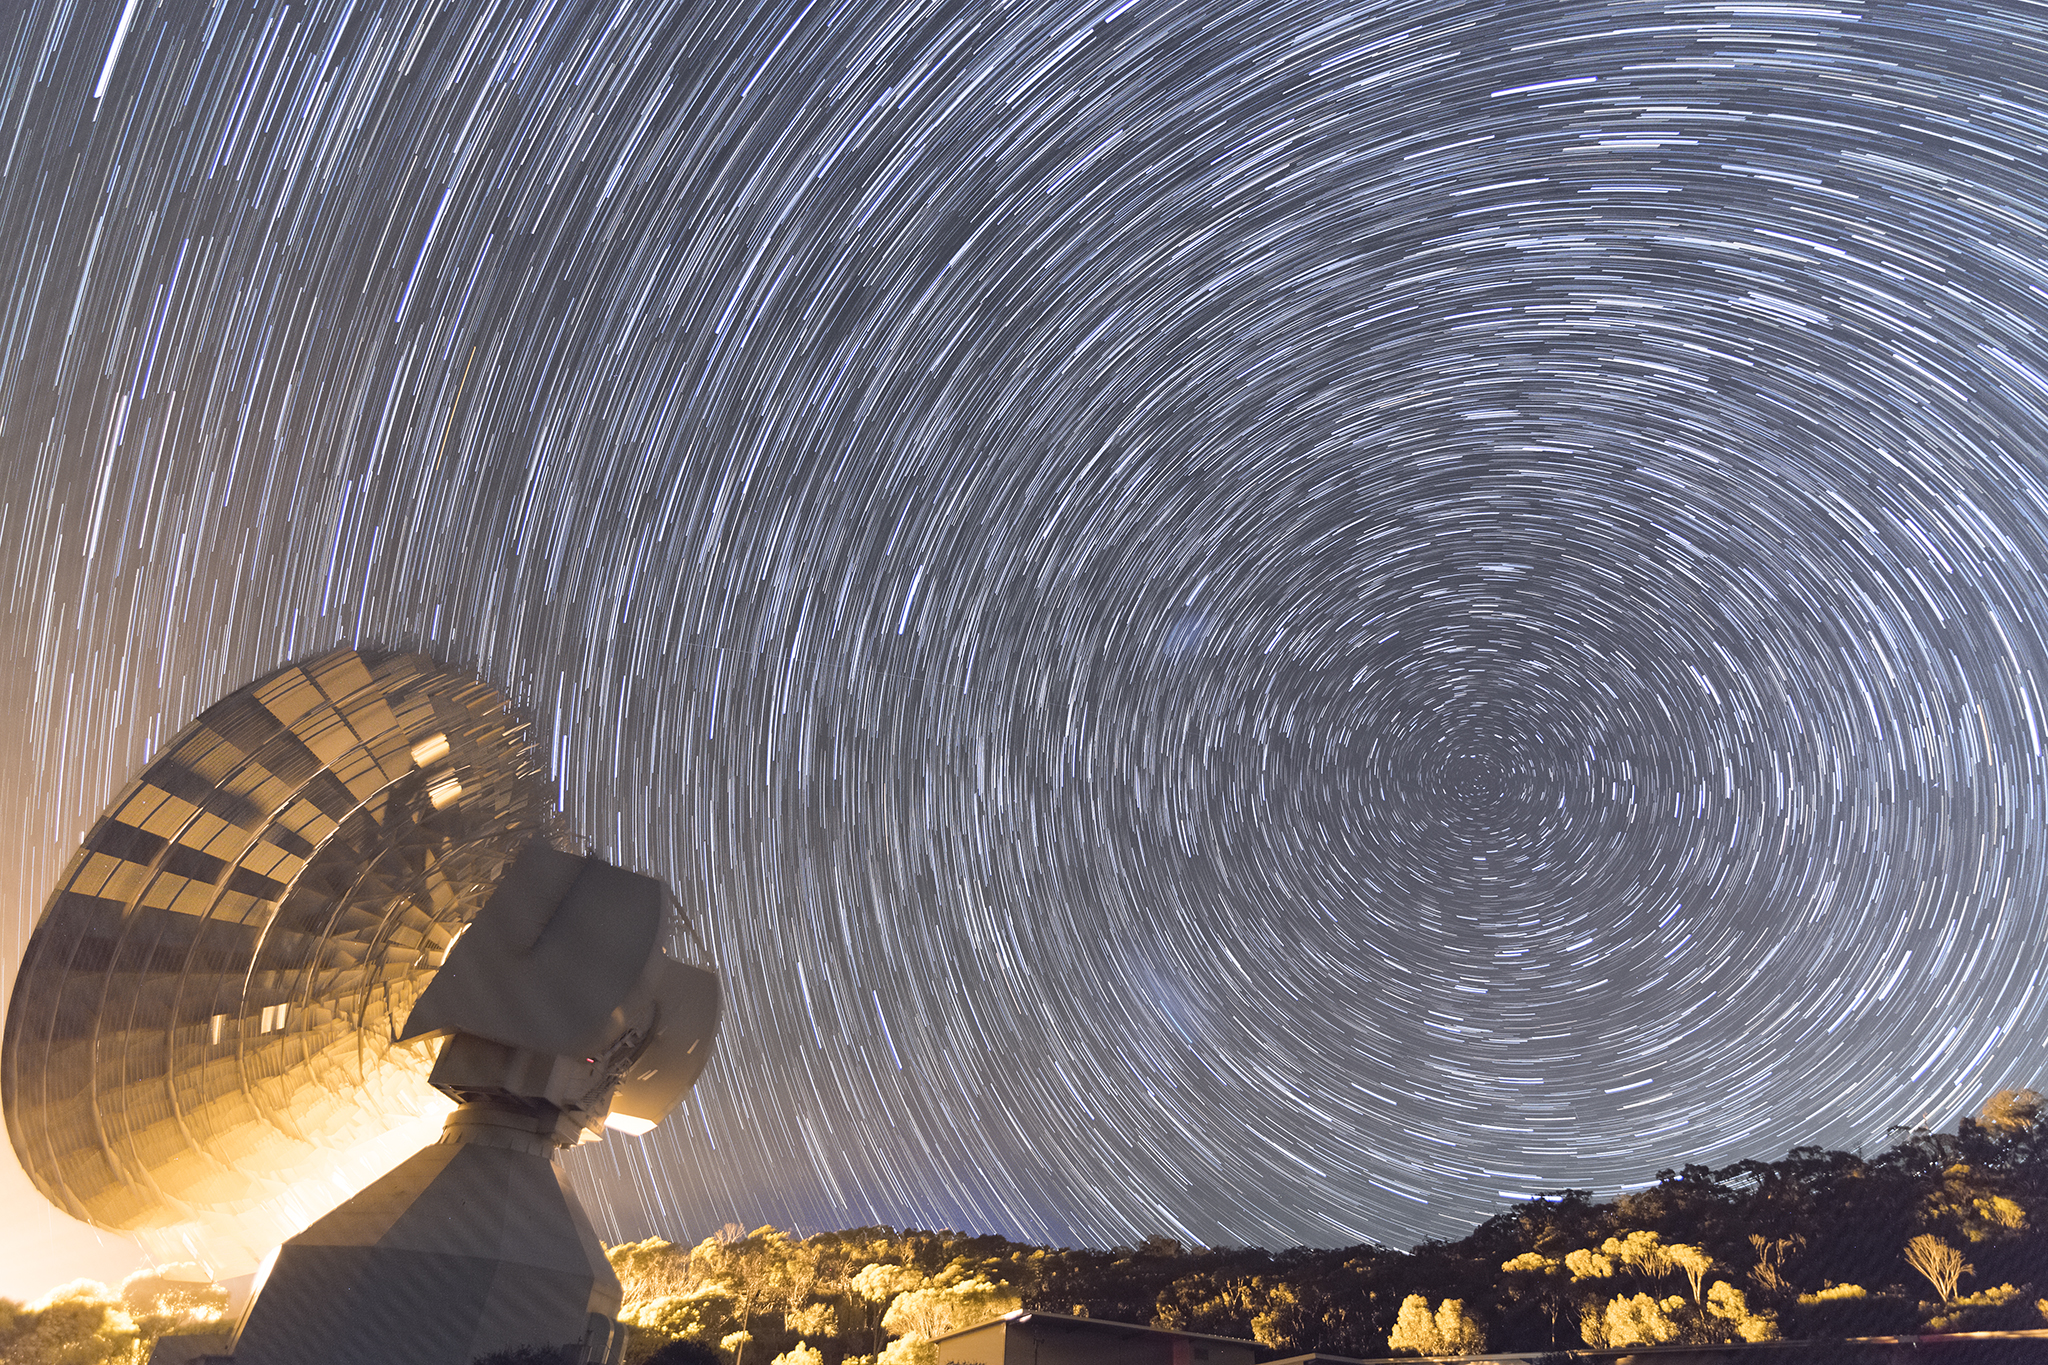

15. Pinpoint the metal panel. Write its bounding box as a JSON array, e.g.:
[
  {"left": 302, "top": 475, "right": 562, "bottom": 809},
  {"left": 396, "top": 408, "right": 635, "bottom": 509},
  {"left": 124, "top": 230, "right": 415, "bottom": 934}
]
[{"left": 2, "top": 649, "right": 549, "bottom": 1257}]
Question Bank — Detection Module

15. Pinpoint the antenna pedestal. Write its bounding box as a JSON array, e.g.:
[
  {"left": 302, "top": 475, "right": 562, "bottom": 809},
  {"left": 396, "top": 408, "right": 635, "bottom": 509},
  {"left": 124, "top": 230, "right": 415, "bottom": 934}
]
[{"left": 227, "top": 1100, "right": 627, "bottom": 1365}]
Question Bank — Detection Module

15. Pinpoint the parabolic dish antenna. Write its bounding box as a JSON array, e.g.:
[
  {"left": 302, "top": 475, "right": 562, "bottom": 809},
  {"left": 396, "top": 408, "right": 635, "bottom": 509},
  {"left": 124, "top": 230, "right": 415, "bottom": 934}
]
[{"left": 2, "top": 647, "right": 698, "bottom": 1279}]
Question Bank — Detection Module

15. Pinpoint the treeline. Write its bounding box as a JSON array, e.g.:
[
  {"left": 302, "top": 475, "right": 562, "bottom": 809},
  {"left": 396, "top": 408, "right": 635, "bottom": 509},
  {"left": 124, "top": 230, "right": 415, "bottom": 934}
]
[
  {"left": 607, "top": 1088, "right": 2048, "bottom": 1364},
  {"left": 8, "top": 1090, "right": 2048, "bottom": 1364}
]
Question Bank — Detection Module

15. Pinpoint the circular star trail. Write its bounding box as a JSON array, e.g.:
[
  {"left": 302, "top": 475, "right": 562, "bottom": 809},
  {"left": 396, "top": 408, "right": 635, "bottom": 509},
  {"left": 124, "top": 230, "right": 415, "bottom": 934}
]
[{"left": 5, "top": 0, "right": 2048, "bottom": 1262}]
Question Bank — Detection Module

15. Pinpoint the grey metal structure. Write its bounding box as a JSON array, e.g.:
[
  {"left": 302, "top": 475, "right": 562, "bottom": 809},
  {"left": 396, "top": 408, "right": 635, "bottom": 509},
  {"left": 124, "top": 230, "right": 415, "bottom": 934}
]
[{"left": 5, "top": 648, "right": 722, "bottom": 1365}]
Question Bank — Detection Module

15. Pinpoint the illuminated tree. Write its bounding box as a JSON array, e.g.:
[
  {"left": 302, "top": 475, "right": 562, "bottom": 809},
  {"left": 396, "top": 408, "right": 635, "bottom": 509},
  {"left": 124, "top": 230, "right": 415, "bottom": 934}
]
[
  {"left": 1747, "top": 1234, "right": 1802, "bottom": 1294},
  {"left": 1385, "top": 1294, "right": 1485, "bottom": 1355},
  {"left": 1583, "top": 1292, "right": 1683, "bottom": 1348},
  {"left": 1500, "top": 1251, "right": 1571, "bottom": 1346},
  {"left": 1706, "top": 1281, "right": 1779, "bottom": 1342},
  {"left": 1666, "top": 1244, "right": 1714, "bottom": 1307},
  {"left": 1978, "top": 1089, "right": 2045, "bottom": 1134},
  {"left": 876, "top": 1335, "right": 935, "bottom": 1365},
  {"left": 1433, "top": 1300, "right": 1486, "bottom": 1354},
  {"left": 1922, "top": 1163, "right": 2028, "bottom": 1244},
  {"left": 1248, "top": 1281, "right": 1314, "bottom": 1352},
  {"left": 786, "top": 1303, "right": 838, "bottom": 1337},
  {"left": 1152, "top": 1271, "right": 1266, "bottom": 1339},
  {"left": 851, "top": 1264, "right": 924, "bottom": 1355},
  {"left": 620, "top": 1285, "right": 735, "bottom": 1363},
  {"left": 691, "top": 1227, "right": 801, "bottom": 1365},
  {"left": 1601, "top": 1230, "right": 1675, "bottom": 1279},
  {"left": 1564, "top": 1248, "right": 1614, "bottom": 1282},
  {"left": 120, "top": 1265, "right": 228, "bottom": 1325},
  {"left": 881, "top": 1275, "right": 1020, "bottom": 1341},
  {"left": 852, "top": 1263, "right": 924, "bottom": 1303},
  {"left": 776, "top": 1238, "right": 826, "bottom": 1323},
  {"left": 111, "top": 1264, "right": 230, "bottom": 1362},
  {"left": 1904, "top": 1235, "right": 1971, "bottom": 1304},
  {"left": 608, "top": 1239, "right": 693, "bottom": 1315},
  {"left": 1386, "top": 1294, "right": 1441, "bottom": 1355}
]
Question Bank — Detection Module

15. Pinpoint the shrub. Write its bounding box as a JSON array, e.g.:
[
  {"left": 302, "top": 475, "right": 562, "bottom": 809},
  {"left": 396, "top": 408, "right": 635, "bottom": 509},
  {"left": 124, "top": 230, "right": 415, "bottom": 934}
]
[
  {"left": 0, "top": 1279, "right": 138, "bottom": 1364},
  {"left": 1782, "top": 1289, "right": 1922, "bottom": 1339},
  {"left": 1926, "top": 1282, "right": 2039, "bottom": 1333}
]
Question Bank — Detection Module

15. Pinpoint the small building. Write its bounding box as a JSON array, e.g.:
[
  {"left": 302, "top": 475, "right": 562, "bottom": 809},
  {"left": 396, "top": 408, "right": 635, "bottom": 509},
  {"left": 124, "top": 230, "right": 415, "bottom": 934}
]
[
  {"left": 1264, "top": 1355, "right": 1546, "bottom": 1365},
  {"left": 931, "top": 1310, "right": 1258, "bottom": 1365}
]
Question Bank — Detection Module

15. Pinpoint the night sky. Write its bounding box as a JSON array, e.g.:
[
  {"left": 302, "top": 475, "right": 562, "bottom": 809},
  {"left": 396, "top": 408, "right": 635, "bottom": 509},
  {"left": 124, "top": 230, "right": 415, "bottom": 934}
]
[{"left": 6, "top": 0, "right": 2048, "bottom": 1292}]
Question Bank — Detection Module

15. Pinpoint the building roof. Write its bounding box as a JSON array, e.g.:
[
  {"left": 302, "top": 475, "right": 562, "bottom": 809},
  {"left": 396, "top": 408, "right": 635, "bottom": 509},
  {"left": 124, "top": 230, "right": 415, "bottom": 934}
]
[
  {"left": 930, "top": 1309, "right": 1257, "bottom": 1350},
  {"left": 1276, "top": 1335, "right": 2048, "bottom": 1365},
  {"left": 1263, "top": 1356, "right": 1556, "bottom": 1365},
  {"left": 1267, "top": 1355, "right": 1554, "bottom": 1364}
]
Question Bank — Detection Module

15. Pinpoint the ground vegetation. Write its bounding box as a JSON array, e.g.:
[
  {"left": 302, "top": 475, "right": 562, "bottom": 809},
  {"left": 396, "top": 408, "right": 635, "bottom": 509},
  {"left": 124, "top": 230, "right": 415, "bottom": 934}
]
[{"left": 14, "top": 1091, "right": 2048, "bottom": 1363}]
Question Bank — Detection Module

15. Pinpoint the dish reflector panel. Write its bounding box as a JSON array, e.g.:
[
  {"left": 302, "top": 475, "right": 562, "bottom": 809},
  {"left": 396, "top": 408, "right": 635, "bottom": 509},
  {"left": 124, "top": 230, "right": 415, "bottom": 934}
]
[{"left": 3, "top": 648, "right": 550, "bottom": 1259}]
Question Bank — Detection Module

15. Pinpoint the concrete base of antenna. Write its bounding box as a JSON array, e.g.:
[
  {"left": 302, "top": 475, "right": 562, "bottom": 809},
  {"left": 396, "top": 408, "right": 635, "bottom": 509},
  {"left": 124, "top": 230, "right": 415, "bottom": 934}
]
[{"left": 222, "top": 1099, "right": 627, "bottom": 1365}]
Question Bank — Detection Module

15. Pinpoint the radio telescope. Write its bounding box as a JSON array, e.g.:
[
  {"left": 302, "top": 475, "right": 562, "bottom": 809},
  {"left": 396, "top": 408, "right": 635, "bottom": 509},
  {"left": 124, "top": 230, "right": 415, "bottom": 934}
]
[{"left": 4, "top": 648, "right": 721, "bottom": 1364}]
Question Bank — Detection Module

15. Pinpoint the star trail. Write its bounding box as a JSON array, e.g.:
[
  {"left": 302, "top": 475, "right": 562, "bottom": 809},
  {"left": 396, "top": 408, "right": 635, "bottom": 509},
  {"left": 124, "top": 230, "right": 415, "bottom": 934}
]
[{"left": 5, "top": 0, "right": 2048, "bottom": 1271}]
